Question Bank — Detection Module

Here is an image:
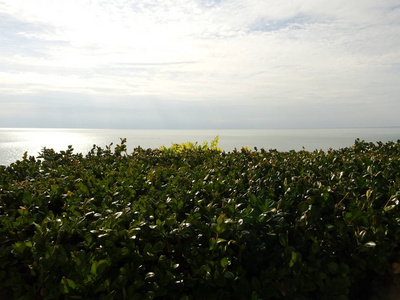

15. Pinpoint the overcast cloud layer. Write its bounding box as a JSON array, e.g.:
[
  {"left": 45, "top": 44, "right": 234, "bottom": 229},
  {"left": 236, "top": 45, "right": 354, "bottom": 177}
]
[{"left": 1, "top": 0, "right": 399, "bottom": 129}]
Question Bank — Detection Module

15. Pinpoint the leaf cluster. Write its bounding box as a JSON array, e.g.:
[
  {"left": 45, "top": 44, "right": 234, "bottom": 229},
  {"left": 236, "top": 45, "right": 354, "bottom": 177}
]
[
  {"left": 1, "top": 138, "right": 400, "bottom": 299},
  {"left": 159, "top": 136, "right": 222, "bottom": 153}
]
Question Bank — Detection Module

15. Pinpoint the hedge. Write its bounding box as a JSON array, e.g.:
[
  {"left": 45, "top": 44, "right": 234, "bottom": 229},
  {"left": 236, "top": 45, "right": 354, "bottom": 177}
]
[{"left": 1, "top": 138, "right": 400, "bottom": 299}]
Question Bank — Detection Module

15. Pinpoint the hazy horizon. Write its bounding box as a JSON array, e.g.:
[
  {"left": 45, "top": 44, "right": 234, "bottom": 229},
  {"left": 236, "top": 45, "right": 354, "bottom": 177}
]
[
  {"left": 2, "top": 125, "right": 400, "bottom": 131},
  {"left": 1, "top": 1, "right": 399, "bottom": 129},
  {"left": 2, "top": 127, "right": 400, "bottom": 166}
]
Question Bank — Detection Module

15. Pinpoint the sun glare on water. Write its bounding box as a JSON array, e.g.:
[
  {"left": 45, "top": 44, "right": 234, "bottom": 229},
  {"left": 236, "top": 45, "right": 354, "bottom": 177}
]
[{"left": 23, "top": 129, "right": 85, "bottom": 152}]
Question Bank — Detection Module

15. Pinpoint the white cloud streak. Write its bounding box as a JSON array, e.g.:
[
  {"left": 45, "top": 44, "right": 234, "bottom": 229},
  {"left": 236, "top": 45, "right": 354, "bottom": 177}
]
[{"left": 0, "top": 0, "right": 399, "bottom": 128}]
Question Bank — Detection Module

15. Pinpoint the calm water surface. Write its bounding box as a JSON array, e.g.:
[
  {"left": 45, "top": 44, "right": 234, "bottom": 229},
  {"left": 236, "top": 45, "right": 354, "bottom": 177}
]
[{"left": 1, "top": 128, "right": 399, "bottom": 166}]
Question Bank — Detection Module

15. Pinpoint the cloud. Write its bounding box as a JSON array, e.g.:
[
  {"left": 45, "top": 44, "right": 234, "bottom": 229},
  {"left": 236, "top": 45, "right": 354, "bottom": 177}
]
[{"left": 0, "top": 0, "right": 399, "bottom": 128}]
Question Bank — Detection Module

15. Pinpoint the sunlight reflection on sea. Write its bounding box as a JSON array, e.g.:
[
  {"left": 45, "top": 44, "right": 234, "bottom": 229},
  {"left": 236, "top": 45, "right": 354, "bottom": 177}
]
[{"left": 0, "top": 128, "right": 399, "bottom": 166}]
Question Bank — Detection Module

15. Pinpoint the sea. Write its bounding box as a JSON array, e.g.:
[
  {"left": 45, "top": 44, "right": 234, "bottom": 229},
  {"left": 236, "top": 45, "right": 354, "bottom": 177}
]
[{"left": 0, "top": 127, "right": 399, "bottom": 166}]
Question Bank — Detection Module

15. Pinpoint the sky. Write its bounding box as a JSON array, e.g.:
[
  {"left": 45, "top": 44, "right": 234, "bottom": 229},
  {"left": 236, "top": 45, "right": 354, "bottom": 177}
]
[{"left": 0, "top": 0, "right": 399, "bottom": 129}]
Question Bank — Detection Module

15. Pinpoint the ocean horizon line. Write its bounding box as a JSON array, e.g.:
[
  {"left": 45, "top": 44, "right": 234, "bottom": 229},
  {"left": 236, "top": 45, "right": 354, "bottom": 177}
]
[{"left": 1, "top": 126, "right": 400, "bottom": 131}]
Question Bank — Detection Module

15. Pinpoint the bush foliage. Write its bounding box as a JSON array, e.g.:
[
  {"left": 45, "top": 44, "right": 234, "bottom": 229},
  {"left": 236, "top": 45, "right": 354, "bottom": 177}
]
[{"left": 1, "top": 138, "right": 400, "bottom": 299}]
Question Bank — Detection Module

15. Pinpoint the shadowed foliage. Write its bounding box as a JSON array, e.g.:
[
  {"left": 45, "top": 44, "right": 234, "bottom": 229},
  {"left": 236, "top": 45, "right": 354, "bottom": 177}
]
[{"left": 1, "top": 138, "right": 400, "bottom": 299}]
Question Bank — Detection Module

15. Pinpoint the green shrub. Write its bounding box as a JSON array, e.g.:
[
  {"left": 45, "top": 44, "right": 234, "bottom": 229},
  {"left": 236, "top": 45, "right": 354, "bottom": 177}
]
[{"left": 1, "top": 138, "right": 400, "bottom": 299}]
